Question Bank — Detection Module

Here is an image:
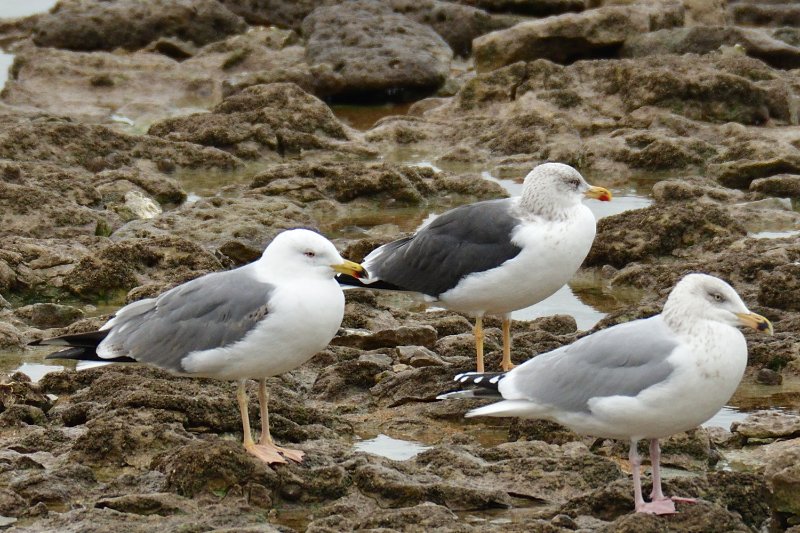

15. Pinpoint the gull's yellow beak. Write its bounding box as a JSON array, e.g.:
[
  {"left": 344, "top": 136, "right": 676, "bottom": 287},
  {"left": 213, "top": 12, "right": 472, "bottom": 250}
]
[
  {"left": 735, "top": 312, "right": 774, "bottom": 335},
  {"left": 584, "top": 186, "right": 612, "bottom": 202},
  {"left": 332, "top": 260, "right": 367, "bottom": 279}
]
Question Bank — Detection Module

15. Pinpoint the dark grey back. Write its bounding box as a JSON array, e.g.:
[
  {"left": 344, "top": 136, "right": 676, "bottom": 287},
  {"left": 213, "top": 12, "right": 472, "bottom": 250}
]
[{"left": 369, "top": 199, "right": 523, "bottom": 297}]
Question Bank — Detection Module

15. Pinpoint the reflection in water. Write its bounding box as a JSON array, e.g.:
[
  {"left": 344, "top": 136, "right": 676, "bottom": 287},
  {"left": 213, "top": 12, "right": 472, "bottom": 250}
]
[{"left": 354, "top": 433, "right": 431, "bottom": 461}]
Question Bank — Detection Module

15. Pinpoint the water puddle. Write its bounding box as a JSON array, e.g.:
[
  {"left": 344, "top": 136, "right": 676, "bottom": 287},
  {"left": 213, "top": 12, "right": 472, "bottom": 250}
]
[
  {"left": 332, "top": 102, "right": 413, "bottom": 131},
  {"left": 0, "top": 51, "right": 13, "bottom": 92},
  {"left": 749, "top": 229, "right": 800, "bottom": 240},
  {"left": 353, "top": 433, "right": 431, "bottom": 461},
  {"left": 0, "top": 1, "right": 57, "bottom": 19}
]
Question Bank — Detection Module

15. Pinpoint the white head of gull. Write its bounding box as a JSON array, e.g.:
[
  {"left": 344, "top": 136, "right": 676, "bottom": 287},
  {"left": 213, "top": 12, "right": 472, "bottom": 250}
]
[
  {"left": 341, "top": 162, "right": 612, "bottom": 373},
  {"left": 442, "top": 273, "right": 773, "bottom": 514},
  {"left": 34, "top": 228, "right": 365, "bottom": 465}
]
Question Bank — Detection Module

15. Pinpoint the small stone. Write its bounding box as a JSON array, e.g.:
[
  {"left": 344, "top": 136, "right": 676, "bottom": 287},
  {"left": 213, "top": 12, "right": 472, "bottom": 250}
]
[{"left": 756, "top": 368, "right": 783, "bottom": 386}]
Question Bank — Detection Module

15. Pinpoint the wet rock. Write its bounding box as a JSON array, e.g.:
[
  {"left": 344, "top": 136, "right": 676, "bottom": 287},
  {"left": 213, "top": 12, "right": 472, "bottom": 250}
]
[
  {"left": 13, "top": 303, "right": 84, "bottom": 329},
  {"left": 332, "top": 325, "right": 437, "bottom": 350},
  {"left": 0, "top": 489, "right": 26, "bottom": 518},
  {"left": 652, "top": 177, "right": 745, "bottom": 204},
  {"left": 732, "top": 3, "right": 800, "bottom": 28},
  {"left": 63, "top": 235, "right": 221, "bottom": 298},
  {"left": 33, "top": 0, "right": 247, "bottom": 51},
  {"left": 94, "top": 167, "right": 186, "bottom": 205},
  {"left": 10, "top": 464, "right": 96, "bottom": 507},
  {"left": 152, "top": 439, "right": 278, "bottom": 498},
  {"left": 764, "top": 443, "right": 800, "bottom": 518},
  {"left": 750, "top": 174, "right": 800, "bottom": 197},
  {"left": 459, "top": 0, "right": 584, "bottom": 16},
  {"left": 311, "top": 358, "right": 389, "bottom": 401},
  {"left": 250, "top": 161, "right": 438, "bottom": 204},
  {"left": 396, "top": 345, "right": 445, "bottom": 367},
  {"left": 352, "top": 460, "right": 511, "bottom": 510},
  {"left": 218, "top": 0, "right": 332, "bottom": 30},
  {"left": 371, "top": 365, "right": 456, "bottom": 406},
  {"left": 621, "top": 26, "right": 800, "bottom": 69},
  {"left": 508, "top": 418, "right": 583, "bottom": 445},
  {"left": 586, "top": 201, "right": 746, "bottom": 268},
  {"left": 603, "top": 500, "right": 752, "bottom": 532},
  {"left": 757, "top": 368, "right": 783, "bottom": 385},
  {"left": 302, "top": 1, "right": 452, "bottom": 100},
  {"left": 113, "top": 196, "right": 310, "bottom": 263},
  {"left": 70, "top": 409, "right": 192, "bottom": 468},
  {"left": 95, "top": 492, "right": 190, "bottom": 516},
  {"left": 0, "top": 116, "right": 239, "bottom": 172},
  {"left": 149, "top": 83, "right": 353, "bottom": 159},
  {"left": 0, "top": 378, "right": 52, "bottom": 418},
  {"left": 387, "top": 0, "right": 518, "bottom": 57},
  {"left": 710, "top": 156, "right": 800, "bottom": 189},
  {"left": 612, "top": 129, "right": 716, "bottom": 171},
  {"left": 473, "top": 4, "right": 683, "bottom": 71},
  {"left": 731, "top": 410, "right": 800, "bottom": 442},
  {"left": 0, "top": 405, "right": 47, "bottom": 427},
  {"left": 758, "top": 264, "right": 800, "bottom": 311},
  {"left": 276, "top": 463, "right": 351, "bottom": 502}
]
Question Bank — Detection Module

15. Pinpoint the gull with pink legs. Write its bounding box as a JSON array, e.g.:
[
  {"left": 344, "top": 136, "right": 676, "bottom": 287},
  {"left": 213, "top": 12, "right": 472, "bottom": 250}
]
[{"left": 439, "top": 273, "right": 773, "bottom": 514}]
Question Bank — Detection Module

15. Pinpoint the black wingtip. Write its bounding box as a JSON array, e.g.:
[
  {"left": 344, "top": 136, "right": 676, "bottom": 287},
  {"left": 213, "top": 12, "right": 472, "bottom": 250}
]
[{"left": 453, "top": 372, "right": 506, "bottom": 392}]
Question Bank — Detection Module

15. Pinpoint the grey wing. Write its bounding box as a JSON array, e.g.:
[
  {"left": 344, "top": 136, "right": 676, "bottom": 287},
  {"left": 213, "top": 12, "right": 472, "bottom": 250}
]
[
  {"left": 365, "top": 199, "right": 523, "bottom": 297},
  {"left": 503, "top": 316, "right": 679, "bottom": 413},
  {"left": 99, "top": 268, "right": 274, "bottom": 373}
]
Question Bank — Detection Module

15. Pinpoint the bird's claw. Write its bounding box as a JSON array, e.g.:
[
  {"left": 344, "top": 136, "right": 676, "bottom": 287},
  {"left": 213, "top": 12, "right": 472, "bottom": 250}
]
[
  {"left": 636, "top": 499, "right": 677, "bottom": 515},
  {"left": 245, "top": 442, "right": 288, "bottom": 464}
]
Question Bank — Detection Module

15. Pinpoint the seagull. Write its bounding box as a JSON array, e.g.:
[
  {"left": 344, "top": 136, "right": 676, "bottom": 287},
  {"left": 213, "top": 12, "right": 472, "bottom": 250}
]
[
  {"left": 339, "top": 163, "right": 611, "bottom": 372},
  {"left": 33, "top": 229, "right": 365, "bottom": 465},
  {"left": 439, "top": 273, "right": 773, "bottom": 514}
]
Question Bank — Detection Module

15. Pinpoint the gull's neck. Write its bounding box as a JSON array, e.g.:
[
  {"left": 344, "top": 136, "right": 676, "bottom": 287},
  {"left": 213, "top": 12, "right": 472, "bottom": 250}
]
[
  {"left": 517, "top": 194, "right": 581, "bottom": 221},
  {"left": 518, "top": 183, "right": 579, "bottom": 221}
]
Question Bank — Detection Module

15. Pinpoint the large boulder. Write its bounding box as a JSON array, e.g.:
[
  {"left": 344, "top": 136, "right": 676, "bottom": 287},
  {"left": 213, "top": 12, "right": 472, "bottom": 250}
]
[
  {"left": 148, "top": 83, "right": 355, "bottom": 160},
  {"left": 302, "top": 1, "right": 452, "bottom": 100},
  {"left": 473, "top": 3, "right": 683, "bottom": 71},
  {"left": 731, "top": 3, "right": 800, "bottom": 28},
  {"left": 585, "top": 201, "right": 746, "bottom": 268},
  {"left": 33, "top": 0, "right": 247, "bottom": 51},
  {"left": 621, "top": 26, "right": 800, "bottom": 70},
  {"left": 387, "top": 0, "right": 519, "bottom": 57}
]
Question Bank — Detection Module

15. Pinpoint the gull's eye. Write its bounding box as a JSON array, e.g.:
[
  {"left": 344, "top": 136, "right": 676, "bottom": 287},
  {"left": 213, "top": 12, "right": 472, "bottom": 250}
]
[
  {"left": 568, "top": 178, "right": 580, "bottom": 189},
  {"left": 710, "top": 292, "right": 724, "bottom": 302},
  {"left": 304, "top": 251, "right": 316, "bottom": 258}
]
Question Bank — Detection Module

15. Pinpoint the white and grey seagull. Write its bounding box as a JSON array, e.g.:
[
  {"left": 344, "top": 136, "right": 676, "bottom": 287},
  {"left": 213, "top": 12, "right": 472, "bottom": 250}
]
[
  {"left": 340, "top": 162, "right": 611, "bottom": 372},
  {"left": 440, "top": 273, "right": 773, "bottom": 514},
  {"left": 34, "top": 229, "right": 365, "bottom": 465}
]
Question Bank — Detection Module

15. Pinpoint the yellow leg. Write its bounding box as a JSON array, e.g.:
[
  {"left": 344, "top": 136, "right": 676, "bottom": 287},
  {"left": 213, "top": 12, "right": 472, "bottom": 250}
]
[
  {"left": 257, "top": 378, "right": 304, "bottom": 463},
  {"left": 474, "top": 316, "right": 484, "bottom": 373},
  {"left": 257, "top": 378, "right": 272, "bottom": 445},
  {"left": 238, "top": 380, "right": 286, "bottom": 464},
  {"left": 501, "top": 317, "right": 515, "bottom": 371},
  {"left": 237, "top": 380, "right": 256, "bottom": 447}
]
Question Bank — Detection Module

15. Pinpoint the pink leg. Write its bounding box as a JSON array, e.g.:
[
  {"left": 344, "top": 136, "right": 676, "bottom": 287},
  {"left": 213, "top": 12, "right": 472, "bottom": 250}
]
[
  {"left": 631, "top": 439, "right": 676, "bottom": 515},
  {"left": 649, "top": 439, "right": 666, "bottom": 501},
  {"left": 649, "top": 439, "right": 697, "bottom": 506}
]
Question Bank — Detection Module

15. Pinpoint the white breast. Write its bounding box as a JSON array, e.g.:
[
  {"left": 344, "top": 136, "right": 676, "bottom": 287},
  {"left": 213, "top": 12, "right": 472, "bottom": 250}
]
[
  {"left": 437, "top": 204, "right": 597, "bottom": 316},
  {"left": 181, "top": 278, "right": 345, "bottom": 380},
  {"left": 580, "top": 323, "right": 748, "bottom": 440}
]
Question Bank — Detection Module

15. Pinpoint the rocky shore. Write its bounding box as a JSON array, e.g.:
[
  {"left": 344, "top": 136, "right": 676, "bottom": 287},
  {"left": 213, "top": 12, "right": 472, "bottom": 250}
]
[{"left": 0, "top": 0, "right": 799, "bottom": 531}]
